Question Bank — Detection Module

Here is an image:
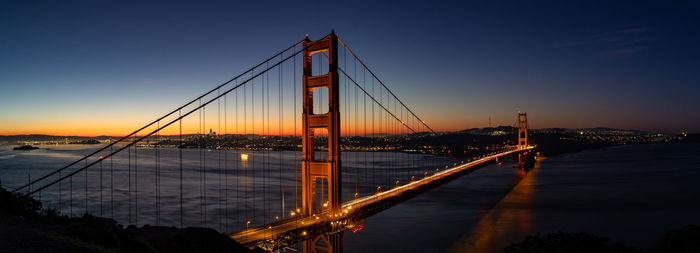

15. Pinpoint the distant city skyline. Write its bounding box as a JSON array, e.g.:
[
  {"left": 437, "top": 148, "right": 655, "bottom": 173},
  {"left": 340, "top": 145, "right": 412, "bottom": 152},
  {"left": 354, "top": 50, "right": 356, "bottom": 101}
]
[{"left": 2, "top": 1, "right": 699, "bottom": 136}]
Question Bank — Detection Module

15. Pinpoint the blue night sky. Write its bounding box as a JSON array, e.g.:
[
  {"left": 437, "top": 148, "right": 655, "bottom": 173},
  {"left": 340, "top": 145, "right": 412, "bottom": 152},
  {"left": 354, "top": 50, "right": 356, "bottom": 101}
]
[{"left": 1, "top": 1, "right": 699, "bottom": 135}]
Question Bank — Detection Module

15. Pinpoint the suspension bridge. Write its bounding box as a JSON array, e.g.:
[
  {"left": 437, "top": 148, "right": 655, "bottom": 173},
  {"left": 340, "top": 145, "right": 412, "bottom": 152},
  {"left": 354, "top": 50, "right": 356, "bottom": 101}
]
[{"left": 9, "top": 31, "right": 534, "bottom": 252}]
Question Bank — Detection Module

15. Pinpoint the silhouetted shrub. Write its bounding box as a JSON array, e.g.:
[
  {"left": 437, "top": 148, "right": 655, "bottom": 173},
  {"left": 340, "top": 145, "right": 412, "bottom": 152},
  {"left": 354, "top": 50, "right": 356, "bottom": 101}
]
[
  {"left": 0, "top": 187, "right": 250, "bottom": 252},
  {"left": 0, "top": 187, "right": 42, "bottom": 218}
]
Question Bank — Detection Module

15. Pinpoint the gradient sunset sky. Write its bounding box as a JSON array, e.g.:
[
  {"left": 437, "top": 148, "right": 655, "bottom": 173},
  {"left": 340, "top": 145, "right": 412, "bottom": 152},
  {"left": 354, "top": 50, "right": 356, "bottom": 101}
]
[{"left": 1, "top": 1, "right": 699, "bottom": 136}]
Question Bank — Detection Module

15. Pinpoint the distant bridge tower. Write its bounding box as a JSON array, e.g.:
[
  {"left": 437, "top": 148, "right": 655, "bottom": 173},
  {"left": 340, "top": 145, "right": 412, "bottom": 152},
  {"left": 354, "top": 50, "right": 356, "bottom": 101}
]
[
  {"left": 302, "top": 32, "right": 343, "bottom": 253},
  {"left": 518, "top": 112, "right": 528, "bottom": 149}
]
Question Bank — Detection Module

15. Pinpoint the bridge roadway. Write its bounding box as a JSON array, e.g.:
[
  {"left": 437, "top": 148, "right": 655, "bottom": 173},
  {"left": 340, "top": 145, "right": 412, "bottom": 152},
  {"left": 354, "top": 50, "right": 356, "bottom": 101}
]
[{"left": 229, "top": 146, "right": 534, "bottom": 247}]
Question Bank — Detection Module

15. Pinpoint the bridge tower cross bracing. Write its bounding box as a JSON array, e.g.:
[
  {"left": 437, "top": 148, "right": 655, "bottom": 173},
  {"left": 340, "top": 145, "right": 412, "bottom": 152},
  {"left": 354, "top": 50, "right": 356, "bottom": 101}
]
[
  {"left": 302, "top": 32, "right": 343, "bottom": 253},
  {"left": 518, "top": 112, "right": 528, "bottom": 149}
]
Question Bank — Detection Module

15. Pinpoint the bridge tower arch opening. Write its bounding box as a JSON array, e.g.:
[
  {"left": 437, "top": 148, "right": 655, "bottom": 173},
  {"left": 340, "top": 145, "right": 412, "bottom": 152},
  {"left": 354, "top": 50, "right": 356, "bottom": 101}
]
[{"left": 518, "top": 112, "right": 528, "bottom": 149}]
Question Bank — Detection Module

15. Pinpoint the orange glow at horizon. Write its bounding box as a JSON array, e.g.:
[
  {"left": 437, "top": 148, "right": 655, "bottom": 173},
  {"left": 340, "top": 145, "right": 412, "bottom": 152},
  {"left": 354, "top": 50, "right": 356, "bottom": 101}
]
[
  {"left": 0, "top": 118, "right": 429, "bottom": 137},
  {"left": 0, "top": 95, "right": 467, "bottom": 137}
]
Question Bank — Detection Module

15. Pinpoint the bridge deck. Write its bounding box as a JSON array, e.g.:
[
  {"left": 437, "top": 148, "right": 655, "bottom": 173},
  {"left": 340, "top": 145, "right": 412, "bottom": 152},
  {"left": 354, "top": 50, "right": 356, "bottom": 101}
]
[{"left": 229, "top": 147, "right": 534, "bottom": 247}]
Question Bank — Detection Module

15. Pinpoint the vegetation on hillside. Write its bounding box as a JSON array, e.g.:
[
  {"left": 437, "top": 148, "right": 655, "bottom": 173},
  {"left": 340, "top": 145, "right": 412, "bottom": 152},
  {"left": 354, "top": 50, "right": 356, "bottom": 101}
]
[{"left": 0, "top": 187, "right": 256, "bottom": 253}]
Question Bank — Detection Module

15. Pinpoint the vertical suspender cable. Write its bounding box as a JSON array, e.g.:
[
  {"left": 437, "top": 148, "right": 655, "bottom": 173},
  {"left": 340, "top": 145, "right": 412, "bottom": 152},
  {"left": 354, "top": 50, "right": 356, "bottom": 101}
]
[
  {"left": 393, "top": 97, "right": 397, "bottom": 184},
  {"left": 179, "top": 109, "right": 183, "bottom": 227},
  {"left": 267, "top": 63, "right": 270, "bottom": 225},
  {"left": 156, "top": 121, "right": 160, "bottom": 225},
  {"left": 59, "top": 170, "right": 62, "bottom": 214},
  {"left": 110, "top": 142, "right": 113, "bottom": 218},
  {"left": 235, "top": 83, "right": 239, "bottom": 227},
  {"left": 387, "top": 91, "right": 391, "bottom": 185},
  {"left": 401, "top": 106, "right": 404, "bottom": 181},
  {"left": 265, "top": 64, "right": 269, "bottom": 226},
  {"left": 262, "top": 65, "right": 267, "bottom": 226},
  {"left": 408, "top": 109, "right": 411, "bottom": 179},
  {"left": 363, "top": 68, "right": 367, "bottom": 191},
  {"left": 265, "top": 64, "right": 269, "bottom": 224},
  {"left": 70, "top": 169, "right": 72, "bottom": 217},
  {"left": 277, "top": 54, "right": 284, "bottom": 218},
  {"left": 251, "top": 71, "right": 255, "bottom": 224},
  {"left": 218, "top": 88, "right": 222, "bottom": 231},
  {"left": 199, "top": 99, "right": 203, "bottom": 226},
  {"left": 203, "top": 100, "right": 207, "bottom": 227},
  {"left": 135, "top": 133, "right": 138, "bottom": 226},
  {"left": 354, "top": 59, "right": 358, "bottom": 196},
  {"left": 395, "top": 98, "right": 398, "bottom": 184},
  {"left": 268, "top": 62, "right": 273, "bottom": 227},
  {"left": 128, "top": 138, "right": 131, "bottom": 223},
  {"left": 386, "top": 90, "right": 390, "bottom": 187},
  {"left": 293, "top": 51, "right": 298, "bottom": 213},
  {"left": 244, "top": 76, "right": 248, "bottom": 227},
  {"left": 84, "top": 159, "right": 87, "bottom": 215},
  {"left": 267, "top": 62, "right": 271, "bottom": 227},
  {"left": 100, "top": 157, "right": 103, "bottom": 216},
  {"left": 224, "top": 91, "right": 228, "bottom": 231},
  {"left": 372, "top": 87, "right": 386, "bottom": 187},
  {"left": 371, "top": 78, "right": 375, "bottom": 191}
]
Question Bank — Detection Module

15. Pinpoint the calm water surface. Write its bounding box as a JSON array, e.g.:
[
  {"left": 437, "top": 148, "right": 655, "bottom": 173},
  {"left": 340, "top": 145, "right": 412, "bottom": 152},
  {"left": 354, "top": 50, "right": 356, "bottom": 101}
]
[
  {"left": 1, "top": 143, "right": 699, "bottom": 252},
  {"left": 0, "top": 143, "right": 456, "bottom": 231}
]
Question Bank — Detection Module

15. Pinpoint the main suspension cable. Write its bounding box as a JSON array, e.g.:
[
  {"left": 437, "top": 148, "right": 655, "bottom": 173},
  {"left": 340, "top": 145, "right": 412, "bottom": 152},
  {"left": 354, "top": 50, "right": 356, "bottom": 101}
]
[
  {"left": 337, "top": 36, "right": 436, "bottom": 135},
  {"left": 14, "top": 39, "right": 305, "bottom": 195},
  {"left": 26, "top": 49, "right": 303, "bottom": 196}
]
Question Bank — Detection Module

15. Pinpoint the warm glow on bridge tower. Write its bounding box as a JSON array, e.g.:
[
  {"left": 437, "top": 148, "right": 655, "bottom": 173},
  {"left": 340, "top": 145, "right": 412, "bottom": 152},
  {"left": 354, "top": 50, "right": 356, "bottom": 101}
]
[
  {"left": 301, "top": 32, "right": 343, "bottom": 253},
  {"left": 518, "top": 112, "right": 528, "bottom": 148}
]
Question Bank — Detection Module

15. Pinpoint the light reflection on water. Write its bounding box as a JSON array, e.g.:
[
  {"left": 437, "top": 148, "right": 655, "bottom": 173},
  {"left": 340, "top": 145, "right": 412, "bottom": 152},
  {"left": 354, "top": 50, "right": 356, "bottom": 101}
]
[
  {"left": 446, "top": 161, "right": 536, "bottom": 253},
  {"left": 0, "top": 144, "right": 457, "bottom": 234}
]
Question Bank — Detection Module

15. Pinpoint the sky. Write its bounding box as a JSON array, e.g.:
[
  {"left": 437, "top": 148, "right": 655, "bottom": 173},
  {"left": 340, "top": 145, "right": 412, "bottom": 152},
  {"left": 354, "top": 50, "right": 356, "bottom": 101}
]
[{"left": 1, "top": 0, "right": 699, "bottom": 136}]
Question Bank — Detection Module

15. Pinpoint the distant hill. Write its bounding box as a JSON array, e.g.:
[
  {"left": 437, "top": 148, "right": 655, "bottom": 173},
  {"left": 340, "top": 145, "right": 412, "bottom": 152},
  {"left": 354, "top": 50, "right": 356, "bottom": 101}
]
[
  {"left": 0, "top": 135, "right": 122, "bottom": 144},
  {"left": 454, "top": 126, "right": 647, "bottom": 135},
  {"left": 0, "top": 135, "right": 73, "bottom": 142},
  {"left": 577, "top": 127, "right": 646, "bottom": 133},
  {"left": 458, "top": 126, "right": 517, "bottom": 135}
]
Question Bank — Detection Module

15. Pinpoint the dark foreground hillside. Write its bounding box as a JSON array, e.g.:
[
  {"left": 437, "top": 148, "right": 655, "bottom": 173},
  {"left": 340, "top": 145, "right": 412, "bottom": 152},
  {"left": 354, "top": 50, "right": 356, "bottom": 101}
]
[{"left": 0, "top": 187, "right": 259, "bottom": 253}]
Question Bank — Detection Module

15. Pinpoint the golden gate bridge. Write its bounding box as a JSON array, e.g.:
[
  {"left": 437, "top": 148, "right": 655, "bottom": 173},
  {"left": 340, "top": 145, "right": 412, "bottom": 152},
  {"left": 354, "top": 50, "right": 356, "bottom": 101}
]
[{"left": 10, "top": 31, "right": 533, "bottom": 252}]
